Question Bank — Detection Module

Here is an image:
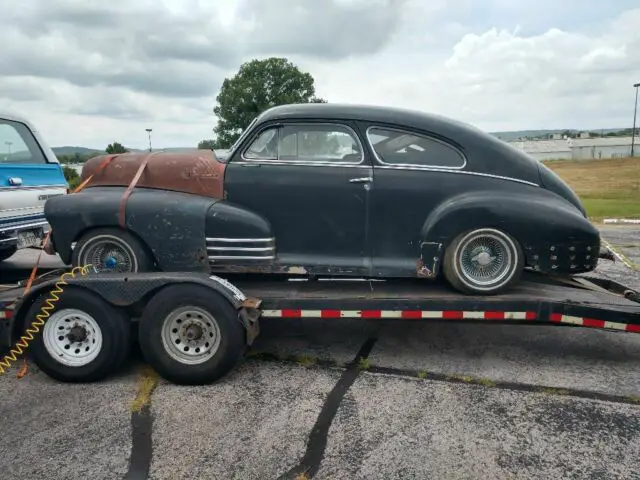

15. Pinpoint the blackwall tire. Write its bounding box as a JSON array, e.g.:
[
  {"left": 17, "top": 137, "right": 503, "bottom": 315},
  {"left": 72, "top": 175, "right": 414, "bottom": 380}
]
[
  {"left": 28, "top": 287, "right": 131, "bottom": 382},
  {"left": 138, "top": 284, "right": 245, "bottom": 385},
  {"left": 443, "top": 228, "right": 524, "bottom": 295},
  {"left": 73, "top": 227, "right": 154, "bottom": 273}
]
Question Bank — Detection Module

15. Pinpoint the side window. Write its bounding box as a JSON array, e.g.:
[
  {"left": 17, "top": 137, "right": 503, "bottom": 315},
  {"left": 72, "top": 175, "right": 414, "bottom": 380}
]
[
  {"left": 244, "top": 127, "right": 278, "bottom": 160},
  {"left": 367, "top": 127, "right": 465, "bottom": 168},
  {"left": 242, "top": 123, "right": 362, "bottom": 163},
  {"left": 0, "top": 119, "right": 47, "bottom": 164},
  {"left": 277, "top": 124, "right": 362, "bottom": 163}
]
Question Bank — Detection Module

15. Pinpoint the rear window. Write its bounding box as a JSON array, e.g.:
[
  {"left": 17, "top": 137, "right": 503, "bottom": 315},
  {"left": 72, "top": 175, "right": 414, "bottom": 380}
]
[{"left": 0, "top": 119, "right": 47, "bottom": 164}]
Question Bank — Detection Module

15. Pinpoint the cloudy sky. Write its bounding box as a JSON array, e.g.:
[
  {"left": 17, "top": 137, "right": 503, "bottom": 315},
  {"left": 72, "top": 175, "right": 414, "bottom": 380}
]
[{"left": 1, "top": 0, "right": 639, "bottom": 150}]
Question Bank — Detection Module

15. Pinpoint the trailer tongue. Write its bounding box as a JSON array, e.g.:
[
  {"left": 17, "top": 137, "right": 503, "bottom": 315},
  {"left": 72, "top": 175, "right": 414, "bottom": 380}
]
[{"left": 1, "top": 270, "right": 639, "bottom": 384}]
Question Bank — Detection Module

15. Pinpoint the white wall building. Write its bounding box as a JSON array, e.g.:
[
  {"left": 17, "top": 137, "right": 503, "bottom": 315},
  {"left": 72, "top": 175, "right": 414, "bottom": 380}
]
[
  {"left": 507, "top": 136, "right": 638, "bottom": 161},
  {"left": 508, "top": 139, "right": 572, "bottom": 161},
  {"left": 568, "top": 137, "right": 635, "bottom": 160}
]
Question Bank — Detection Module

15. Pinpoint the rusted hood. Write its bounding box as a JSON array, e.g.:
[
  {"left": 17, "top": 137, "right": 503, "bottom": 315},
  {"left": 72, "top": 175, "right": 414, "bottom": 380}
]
[{"left": 81, "top": 150, "right": 226, "bottom": 199}]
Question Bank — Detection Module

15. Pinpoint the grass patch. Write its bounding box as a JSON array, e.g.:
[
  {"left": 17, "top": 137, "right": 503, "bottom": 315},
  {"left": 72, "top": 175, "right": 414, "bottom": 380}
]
[
  {"left": 131, "top": 364, "right": 159, "bottom": 413},
  {"left": 543, "top": 157, "right": 640, "bottom": 221},
  {"left": 295, "top": 355, "right": 316, "bottom": 368},
  {"left": 417, "top": 370, "right": 428, "bottom": 379},
  {"left": 357, "top": 357, "right": 371, "bottom": 371}
]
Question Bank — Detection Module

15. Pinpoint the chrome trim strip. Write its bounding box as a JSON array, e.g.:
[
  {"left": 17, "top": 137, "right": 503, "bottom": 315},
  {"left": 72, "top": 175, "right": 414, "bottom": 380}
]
[
  {"left": 206, "top": 237, "right": 275, "bottom": 243},
  {"left": 239, "top": 121, "right": 366, "bottom": 166},
  {"left": 233, "top": 161, "right": 369, "bottom": 169},
  {"left": 208, "top": 255, "right": 276, "bottom": 261},
  {"left": 365, "top": 125, "right": 467, "bottom": 170},
  {"left": 207, "top": 246, "right": 274, "bottom": 252},
  {"left": 0, "top": 220, "right": 49, "bottom": 232},
  {"left": 0, "top": 184, "right": 67, "bottom": 190},
  {"left": 374, "top": 165, "right": 539, "bottom": 187},
  {"left": 0, "top": 237, "right": 17, "bottom": 243}
]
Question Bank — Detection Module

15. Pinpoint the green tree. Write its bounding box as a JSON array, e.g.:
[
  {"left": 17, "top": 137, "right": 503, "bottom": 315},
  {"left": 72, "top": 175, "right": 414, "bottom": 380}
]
[
  {"left": 197, "top": 139, "right": 218, "bottom": 150},
  {"left": 62, "top": 165, "right": 80, "bottom": 190},
  {"left": 106, "top": 142, "right": 128, "bottom": 154},
  {"left": 212, "top": 57, "right": 326, "bottom": 148}
]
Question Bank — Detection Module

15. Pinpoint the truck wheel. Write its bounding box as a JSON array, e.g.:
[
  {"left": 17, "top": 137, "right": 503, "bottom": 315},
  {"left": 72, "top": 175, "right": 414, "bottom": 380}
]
[
  {"left": 443, "top": 228, "right": 524, "bottom": 295},
  {"left": 138, "top": 284, "right": 245, "bottom": 385},
  {"left": 73, "top": 227, "right": 154, "bottom": 273},
  {"left": 27, "top": 287, "right": 131, "bottom": 382}
]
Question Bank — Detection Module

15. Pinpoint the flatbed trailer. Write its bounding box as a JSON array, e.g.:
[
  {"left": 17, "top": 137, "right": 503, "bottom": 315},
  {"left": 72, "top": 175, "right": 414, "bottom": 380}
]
[{"left": 1, "top": 270, "right": 638, "bottom": 385}]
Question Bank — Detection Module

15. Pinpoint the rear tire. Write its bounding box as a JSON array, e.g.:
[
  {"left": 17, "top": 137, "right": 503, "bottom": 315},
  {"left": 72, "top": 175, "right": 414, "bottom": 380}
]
[
  {"left": 138, "top": 284, "right": 245, "bottom": 385},
  {"left": 28, "top": 287, "right": 131, "bottom": 382},
  {"left": 73, "top": 227, "right": 154, "bottom": 273},
  {"left": 443, "top": 228, "right": 523, "bottom": 295}
]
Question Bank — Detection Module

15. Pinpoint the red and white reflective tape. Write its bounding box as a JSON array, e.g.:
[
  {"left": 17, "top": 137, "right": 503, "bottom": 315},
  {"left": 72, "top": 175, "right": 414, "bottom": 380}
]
[
  {"left": 261, "top": 309, "right": 537, "bottom": 320},
  {"left": 549, "top": 313, "right": 640, "bottom": 333},
  {"left": 0, "top": 309, "right": 12, "bottom": 320}
]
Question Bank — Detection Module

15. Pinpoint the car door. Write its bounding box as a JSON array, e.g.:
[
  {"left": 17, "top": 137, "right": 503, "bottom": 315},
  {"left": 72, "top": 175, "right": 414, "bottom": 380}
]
[
  {"left": 224, "top": 121, "right": 373, "bottom": 274},
  {"left": 0, "top": 117, "right": 67, "bottom": 247},
  {"left": 364, "top": 124, "right": 469, "bottom": 276}
]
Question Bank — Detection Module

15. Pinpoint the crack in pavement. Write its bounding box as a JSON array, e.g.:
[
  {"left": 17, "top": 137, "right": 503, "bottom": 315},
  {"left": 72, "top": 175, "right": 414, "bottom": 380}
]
[
  {"left": 279, "top": 337, "right": 378, "bottom": 480},
  {"left": 124, "top": 365, "right": 159, "bottom": 480}
]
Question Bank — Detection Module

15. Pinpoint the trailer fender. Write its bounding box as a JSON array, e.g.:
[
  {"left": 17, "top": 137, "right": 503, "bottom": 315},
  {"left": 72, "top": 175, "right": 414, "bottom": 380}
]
[{"left": 9, "top": 272, "right": 260, "bottom": 345}]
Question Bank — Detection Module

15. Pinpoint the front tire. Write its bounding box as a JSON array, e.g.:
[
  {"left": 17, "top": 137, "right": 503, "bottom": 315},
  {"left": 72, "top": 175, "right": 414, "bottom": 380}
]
[
  {"left": 138, "top": 284, "right": 245, "bottom": 385},
  {"left": 28, "top": 287, "right": 131, "bottom": 382},
  {"left": 73, "top": 227, "right": 154, "bottom": 273},
  {"left": 443, "top": 228, "right": 523, "bottom": 295}
]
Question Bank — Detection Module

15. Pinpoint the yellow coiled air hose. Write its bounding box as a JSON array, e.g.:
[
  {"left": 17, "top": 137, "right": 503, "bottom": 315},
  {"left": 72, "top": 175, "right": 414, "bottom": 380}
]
[{"left": 0, "top": 265, "right": 93, "bottom": 375}]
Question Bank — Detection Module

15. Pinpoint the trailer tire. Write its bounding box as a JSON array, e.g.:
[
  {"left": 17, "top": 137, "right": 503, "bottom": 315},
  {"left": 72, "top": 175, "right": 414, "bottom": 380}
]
[
  {"left": 0, "top": 246, "right": 16, "bottom": 263},
  {"left": 138, "top": 284, "right": 245, "bottom": 385},
  {"left": 443, "top": 227, "right": 524, "bottom": 295},
  {"left": 27, "top": 287, "right": 131, "bottom": 382}
]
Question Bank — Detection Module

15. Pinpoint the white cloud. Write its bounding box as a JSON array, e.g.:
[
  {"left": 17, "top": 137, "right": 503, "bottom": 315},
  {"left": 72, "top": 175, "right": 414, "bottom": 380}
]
[{"left": 0, "top": 1, "right": 639, "bottom": 149}]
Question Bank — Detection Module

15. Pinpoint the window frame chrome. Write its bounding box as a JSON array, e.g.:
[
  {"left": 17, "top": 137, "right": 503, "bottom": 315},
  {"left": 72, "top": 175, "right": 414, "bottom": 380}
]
[
  {"left": 365, "top": 125, "right": 468, "bottom": 170},
  {"left": 238, "top": 121, "right": 367, "bottom": 167}
]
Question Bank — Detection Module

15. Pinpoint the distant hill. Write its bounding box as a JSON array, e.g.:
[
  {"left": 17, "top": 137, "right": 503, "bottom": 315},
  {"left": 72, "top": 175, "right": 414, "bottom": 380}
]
[
  {"left": 490, "top": 128, "right": 628, "bottom": 141},
  {"left": 52, "top": 146, "right": 104, "bottom": 156}
]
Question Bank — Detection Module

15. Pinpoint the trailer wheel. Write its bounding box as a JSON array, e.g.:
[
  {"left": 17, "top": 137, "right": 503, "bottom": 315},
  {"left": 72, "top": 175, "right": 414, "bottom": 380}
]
[
  {"left": 0, "top": 246, "right": 16, "bottom": 263},
  {"left": 27, "top": 288, "right": 131, "bottom": 382},
  {"left": 73, "top": 227, "right": 154, "bottom": 273},
  {"left": 443, "top": 228, "right": 524, "bottom": 295},
  {"left": 138, "top": 284, "right": 245, "bottom": 385}
]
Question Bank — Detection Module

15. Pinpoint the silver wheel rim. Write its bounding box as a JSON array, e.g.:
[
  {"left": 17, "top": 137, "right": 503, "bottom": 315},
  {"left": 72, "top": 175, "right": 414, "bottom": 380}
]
[
  {"left": 161, "top": 306, "right": 221, "bottom": 365},
  {"left": 43, "top": 308, "right": 103, "bottom": 367},
  {"left": 77, "top": 234, "right": 138, "bottom": 273},
  {"left": 455, "top": 229, "right": 518, "bottom": 291}
]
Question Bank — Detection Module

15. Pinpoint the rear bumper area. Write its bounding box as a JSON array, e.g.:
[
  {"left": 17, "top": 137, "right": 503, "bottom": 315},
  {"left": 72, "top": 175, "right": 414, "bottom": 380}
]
[
  {"left": 0, "top": 215, "right": 50, "bottom": 251},
  {"left": 525, "top": 240, "right": 600, "bottom": 274}
]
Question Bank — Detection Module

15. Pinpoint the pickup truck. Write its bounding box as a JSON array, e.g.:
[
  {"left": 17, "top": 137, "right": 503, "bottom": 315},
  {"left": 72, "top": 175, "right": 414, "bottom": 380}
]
[{"left": 0, "top": 111, "right": 67, "bottom": 262}]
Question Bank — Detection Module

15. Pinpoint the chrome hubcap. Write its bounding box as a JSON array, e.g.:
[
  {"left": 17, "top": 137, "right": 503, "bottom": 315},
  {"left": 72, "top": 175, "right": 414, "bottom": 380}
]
[
  {"left": 457, "top": 230, "right": 515, "bottom": 288},
  {"left": 78, "top": 235, "right": 137, "bottom": 273}
]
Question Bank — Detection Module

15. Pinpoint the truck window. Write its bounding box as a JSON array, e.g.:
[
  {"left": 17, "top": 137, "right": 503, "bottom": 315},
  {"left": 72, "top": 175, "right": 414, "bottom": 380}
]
[{"left": 0, "top": 119, "right": 47, "bottom": 164}]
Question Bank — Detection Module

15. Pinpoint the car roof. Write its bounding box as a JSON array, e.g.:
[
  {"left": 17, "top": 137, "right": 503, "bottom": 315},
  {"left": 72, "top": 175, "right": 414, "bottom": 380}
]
[
  {"left": 0, "top": 109, "right": 33, "bottom": 125},
  {"left": 256, "top": 103, "right": 488, "bottom": 139}
]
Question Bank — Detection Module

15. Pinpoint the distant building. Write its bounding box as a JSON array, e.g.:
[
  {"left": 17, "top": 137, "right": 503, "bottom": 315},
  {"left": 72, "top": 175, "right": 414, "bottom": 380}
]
[
  {"left": 507, "top": 136, "right": 638, "bottom": 161},
  {"left": 508, "top": 139, "right": 571, "bottom": 161},
  {"left": 568, "top": 136, "right": 635, "bottom": 160}
]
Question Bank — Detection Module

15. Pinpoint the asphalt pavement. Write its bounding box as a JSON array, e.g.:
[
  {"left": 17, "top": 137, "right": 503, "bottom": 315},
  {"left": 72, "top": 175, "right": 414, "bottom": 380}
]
[{"left": 0, "top": 226, "right": 639, "bottom": 479}]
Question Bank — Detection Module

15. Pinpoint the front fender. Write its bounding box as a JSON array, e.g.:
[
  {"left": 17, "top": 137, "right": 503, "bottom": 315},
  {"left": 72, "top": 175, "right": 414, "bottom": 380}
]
[{"left": 45, "top": 187, "right": 219, "bottom": 271}]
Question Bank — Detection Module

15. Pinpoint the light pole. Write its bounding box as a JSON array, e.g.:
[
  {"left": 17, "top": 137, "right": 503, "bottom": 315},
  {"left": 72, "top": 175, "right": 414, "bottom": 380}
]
[
  {"left": 5, "top": 141, "right": 12, "bottom": 155},
  {"left": 145, "top": 128, "right": 153, "bottom": 152},
  {"left": 632, "top": 83, "right": 640, "bottom": 158}
]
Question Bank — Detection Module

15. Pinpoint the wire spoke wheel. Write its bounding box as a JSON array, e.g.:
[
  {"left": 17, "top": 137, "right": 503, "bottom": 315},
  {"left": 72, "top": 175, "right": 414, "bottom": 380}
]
[
  {"left": 42, "top": 308, "right": 103, "bottom": 367},
  {"left": 77, "top": 234, "right": 137, "bottom": 273},
  {"left": 161, "top": 306, "right": 222, "bottom": 365},
  {"left": 445, "top": 228, "right": 522, "bottom": 294}
]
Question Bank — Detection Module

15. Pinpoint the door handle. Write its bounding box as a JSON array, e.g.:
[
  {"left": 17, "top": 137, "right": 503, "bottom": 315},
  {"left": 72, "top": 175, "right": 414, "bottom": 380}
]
[
  {"left": 240, "top": 163, "right": 261, "bottom": 168},
  {"left": 349, "top": 177, "right": 372, "bottom": 184},
  {"left": 8, "top": 177, "right": 23, "bottom": 186}
]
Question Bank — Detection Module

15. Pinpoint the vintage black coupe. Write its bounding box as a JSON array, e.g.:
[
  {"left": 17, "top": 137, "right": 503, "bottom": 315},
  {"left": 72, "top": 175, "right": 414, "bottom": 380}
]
[{"left": 44, "top": 104, "right": 600, "bottom": 294}]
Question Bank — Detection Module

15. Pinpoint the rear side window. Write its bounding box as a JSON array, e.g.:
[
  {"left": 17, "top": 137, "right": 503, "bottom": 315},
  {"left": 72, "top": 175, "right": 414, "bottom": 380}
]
[
  {"left": 367, "top": 126, "right": 465, "bottom": 168},
  {"left": 0, "top": 119, "right": 47, "bottom": 164}
]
